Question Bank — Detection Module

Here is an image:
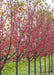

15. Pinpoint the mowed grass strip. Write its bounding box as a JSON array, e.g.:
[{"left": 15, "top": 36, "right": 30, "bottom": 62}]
[{"left": 3, "top": 55, "right": 54, "bottom": 75}]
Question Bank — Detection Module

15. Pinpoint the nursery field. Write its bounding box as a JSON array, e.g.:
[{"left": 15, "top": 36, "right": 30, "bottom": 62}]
[
  {"left": 3, "top": 55, "right": 54, "bottom": 75},
  {"left": 0, "top": 0, "right": 54, "bottom": 75}
]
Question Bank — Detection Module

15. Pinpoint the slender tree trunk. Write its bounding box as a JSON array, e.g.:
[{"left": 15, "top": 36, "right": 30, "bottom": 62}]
[
  {"left": 0, "top": 69, "right": 2, "bottom": 75},
  {"left": 49, "top": 55, "right": 50, "bottom": 73},
  {"left": 28, "top": 57, "right": 30, "bottom": 75},
  {"left": 16, "top": 58, "right": 18, "bottom": 75},
  {"left": 0, "top": 40, "right": 2, "bottom": 75},
  {"left": 40, "top": 57, "right": 42, "bottom": 75},
  {"left": 45, "top": 56, "right": 46, "bottom": 75},
  {"left": 51, "top": 52, "right": 53, "bottom": 72},
  {"left": 34, "top": 57, "right": 36, "bottom": 75}
]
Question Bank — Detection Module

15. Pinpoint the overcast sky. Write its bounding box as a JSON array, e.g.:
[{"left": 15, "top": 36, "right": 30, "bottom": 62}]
[{"left": 46, "top": 0, "right": 54, "bottom": 9}]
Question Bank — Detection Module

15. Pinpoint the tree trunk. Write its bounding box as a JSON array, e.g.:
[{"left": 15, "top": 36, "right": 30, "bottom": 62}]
[
  {"left": 0, "top": 69, "right": 2, "bottom": 75},
  {"left": 45, "top": 56, "right": 46, "bottom": 75},
  {"left": 16, "top": 58, "right": 18, "bottom": 75},
  {"left": 51, "top": 53, "right": 53, "bottom": 72},
  {"left": 0, "top": 39, "right": 2, "bottom": 75},
  {"left": 28, "top": 58, "right": 30, "bottom": 75},
  {"left": 49, "top": 55, "right": 50, "bottom": 73},
  {"left": 40, "top": 57, "right": 42, "bottom": 75},
  {"left": 34, "top": 58, "right": 36, "bottom": 75}
]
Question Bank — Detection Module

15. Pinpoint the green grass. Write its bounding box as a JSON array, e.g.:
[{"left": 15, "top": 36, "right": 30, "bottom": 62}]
[{"left": 3, "top": 55, "right": 54, "bottom": 75}]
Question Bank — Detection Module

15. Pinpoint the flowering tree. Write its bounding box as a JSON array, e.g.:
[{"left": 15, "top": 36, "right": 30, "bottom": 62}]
[
  {"left": 0, "top": 1, "right": 14, "bottom": 75},
  {"left": 0, "top": 0, "right": 54, "bottom": 75}
]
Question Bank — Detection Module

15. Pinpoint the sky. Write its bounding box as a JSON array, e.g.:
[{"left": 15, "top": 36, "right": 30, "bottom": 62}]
[{"left": 46, "top": 0, "right": 54, "bottom": 9}]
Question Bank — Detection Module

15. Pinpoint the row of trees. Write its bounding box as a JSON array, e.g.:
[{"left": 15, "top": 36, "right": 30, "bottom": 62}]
[{"left": 0, "top": 0, "right": 54, "bottom": 75}]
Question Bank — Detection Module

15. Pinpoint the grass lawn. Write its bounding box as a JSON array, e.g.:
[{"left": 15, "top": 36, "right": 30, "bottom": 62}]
[{"left": 3, "top": 55, "right": 54, "bottom": 75}]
